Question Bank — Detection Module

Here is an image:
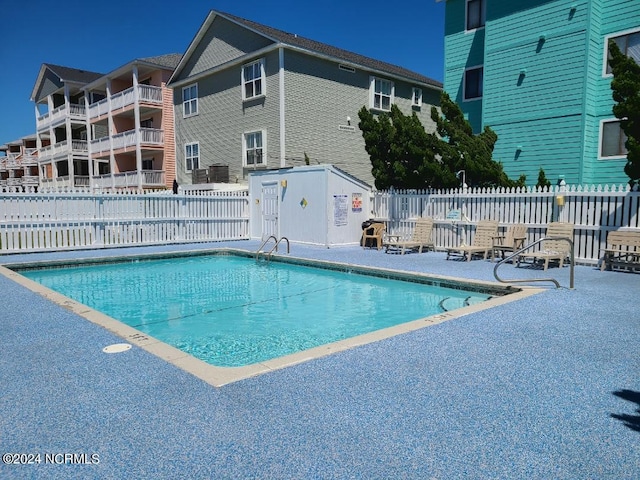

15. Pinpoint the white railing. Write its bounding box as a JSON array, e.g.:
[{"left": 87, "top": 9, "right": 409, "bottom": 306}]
[
  {"left": 38, "top": 140, "right": 88, "bottom": 161},
  {"left": 36, "top": 103, "right": 86, "bottom": 131},
  {"left": 88, "top": 85, "right": 163, "bottom": 119},
  {"left": 91, "top": 128, "right": 163, "bottom": 155},
  {"left": 372, "top": 184, "right": 640, "bottom": 265},
  {"left": 0, "top": 190, "right": 250, "bottom": 252},
  {"left": 88, "top": 98, "right": 109, "bottom": 119}
]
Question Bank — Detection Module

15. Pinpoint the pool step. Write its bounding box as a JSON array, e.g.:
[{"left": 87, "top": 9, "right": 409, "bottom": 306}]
[{"left": 439, "top": 295, "right": 490, "bottom": 312}]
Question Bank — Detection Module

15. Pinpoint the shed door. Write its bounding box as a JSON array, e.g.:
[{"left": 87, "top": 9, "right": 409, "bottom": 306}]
[{"left": 261, "top": 181, "right": 278, "bottom": 240}]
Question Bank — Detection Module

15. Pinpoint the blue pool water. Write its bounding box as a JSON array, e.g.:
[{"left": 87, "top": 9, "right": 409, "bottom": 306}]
[{"left": 19, "top": 254, "right": 493, "bottom": 367}]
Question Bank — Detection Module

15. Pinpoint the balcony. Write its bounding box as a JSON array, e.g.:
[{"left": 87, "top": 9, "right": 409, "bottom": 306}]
[
  {"left": 40, "top": 175, "right": 90, "bottom": 189},
  {"left": 36, "top": 103, "right": 86, "bottom": 131},
  {"left": 88, "top": 85, "right": 163, "bottom": 120},
  {"left": 93, "top": 170, "right": 165, "bottom": 189},
  {"left": 38, "top": 140, "right": 88, "bottom": 162},
  {"left": 90, "top": 128, "right": 164, "bottom": 156}
]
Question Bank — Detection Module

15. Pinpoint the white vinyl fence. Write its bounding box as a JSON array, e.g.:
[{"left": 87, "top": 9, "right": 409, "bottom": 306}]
[
  {"left": 0, "top": 189, "right": 249, "bottom": 253},
  {"left": 372, "top": 184, "right": 640, "bottom": 265}
]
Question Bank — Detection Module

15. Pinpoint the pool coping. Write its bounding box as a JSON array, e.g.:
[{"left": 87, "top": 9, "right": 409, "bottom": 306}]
[{"left": 0, "top": 248, "right": 544, "bottom": 387}]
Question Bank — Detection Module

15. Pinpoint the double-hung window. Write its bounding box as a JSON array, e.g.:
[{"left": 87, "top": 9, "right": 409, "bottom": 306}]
[
  {"left": 605, "top": 30, "right": 640, "bottom": 74},
  {"left": 466, "top": 0, "right": 486, "bottom": 31},
  {"left": 182, "top": 84, "right": 198, "bottom": 117},
  {"left": 464, "top": 66, "right": 483, "bottom": 101},
  {"left": 370, "top": 77, "right": 394, "bottom": 111},
  {"left": 243, "top": 131, "right": 265, "bottom": 167},
  {"left": 412, "top": 87, "right": 423, "bottom": 107},
  {"left": 185, "top": 142, "right": 200, "bottom": 171},
  {"left": 242, "top": 59, "right": 265, "bottom": 100},
  {"left": 600, "top": 120, "right": 627, "bottom": 158}
]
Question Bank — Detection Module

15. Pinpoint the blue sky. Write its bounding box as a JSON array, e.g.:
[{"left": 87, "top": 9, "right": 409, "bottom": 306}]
[{"left": 0, "top": 0, "right": 444, "bottom": 145}]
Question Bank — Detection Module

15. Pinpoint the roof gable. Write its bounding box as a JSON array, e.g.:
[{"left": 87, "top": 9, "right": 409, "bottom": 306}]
[
  {"left": 170, "top": 10, "right": 442, "bottom": 89},
  {"left": 31, "top": 64, "right": 104, "bottom": 102},
  {"left": 170, "top": 13, "right": 275, "bottom": 84}
]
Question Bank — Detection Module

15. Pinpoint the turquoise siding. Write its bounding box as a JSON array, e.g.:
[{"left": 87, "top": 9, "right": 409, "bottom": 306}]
[{"left": 444, "top": 0, "right": 640, "bottom": 186}]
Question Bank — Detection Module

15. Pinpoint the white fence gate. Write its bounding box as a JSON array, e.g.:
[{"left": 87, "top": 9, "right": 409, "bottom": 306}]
[
  {"left": 371, "top": 184, "right": 640, "bottom": 265},
  {"left": 0, "top": 189, "right": 250, "bottom": 253}
]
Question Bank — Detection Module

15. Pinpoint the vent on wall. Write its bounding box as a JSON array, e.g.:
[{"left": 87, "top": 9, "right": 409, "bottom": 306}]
[{"left": 339, "top": 64, "right": 356, "bottom": 73}]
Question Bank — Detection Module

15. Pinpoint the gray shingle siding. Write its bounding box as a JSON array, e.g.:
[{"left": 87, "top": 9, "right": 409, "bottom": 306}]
[
  {"left": 174, "top": 50, "right": 281, "bottom": 184},
  {"left": 175, "top": 16, "right": 274, "bottom": 81},
  {"left": 282, "top": 50, "right": 439, "bottom": 184}
]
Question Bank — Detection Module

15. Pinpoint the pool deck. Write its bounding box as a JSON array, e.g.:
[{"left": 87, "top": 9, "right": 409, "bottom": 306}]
[{"left": 1, "top": 240, "right": 639, "bottom": 479}]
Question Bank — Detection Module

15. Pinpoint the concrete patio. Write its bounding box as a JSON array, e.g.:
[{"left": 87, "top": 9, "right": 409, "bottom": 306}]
[{"left": 1, "top": 240, "right": 638, "bottom": 479}]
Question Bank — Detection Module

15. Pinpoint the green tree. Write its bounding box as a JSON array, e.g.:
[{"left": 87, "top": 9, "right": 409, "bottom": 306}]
[
  {"left": 536, "top": 168, "right": 551, "bottom": 189},
  {"left": 609, "top": 40, "right": 640, "bottom": 186},
  {"left": 430, "top": 92, "right": 526, "bottom": 188},
  {"left": 357, "top": 104, "right": 446, "bottom": 189},
  {"left": 358, "top": 93, "right": 525, "bottom": 189}
]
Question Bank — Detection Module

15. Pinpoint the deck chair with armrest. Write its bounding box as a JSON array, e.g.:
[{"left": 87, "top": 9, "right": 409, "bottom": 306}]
[
  {"left": 385, "top": 217, "right": 434, "bottom": 255},
  {"left": 517, "top": 222, "right": 575, "bottom": 270},
  {"left": 492, "top": 223, "right": 528, "bottom": 262},
  {"left": 362, "top": 222, "right": 386, "bottom": 250},
  {"left": 446, "top": 220, "right": 499, "bottom": 261}
]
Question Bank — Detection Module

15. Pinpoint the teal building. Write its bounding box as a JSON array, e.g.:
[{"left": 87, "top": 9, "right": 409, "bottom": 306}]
[{"left": 443, "top": 0, "right": 640, "bottom": 185}]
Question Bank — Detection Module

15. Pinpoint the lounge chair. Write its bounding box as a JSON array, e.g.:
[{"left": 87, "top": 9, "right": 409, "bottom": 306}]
[
  {"left": 517, "top": 222, "right": 575, "bottom": 270},
  {"left": 362, "top": 222, "right": 385, "bottom": 250},
  {"left": 385, "top": 217, "right": 434, "bottom": 255},
  {"left": 491, "top": 223, "right": 528, "bottom": 262},
  {"left": 446, "top": 220, "right": 499, "bottom": 261}
]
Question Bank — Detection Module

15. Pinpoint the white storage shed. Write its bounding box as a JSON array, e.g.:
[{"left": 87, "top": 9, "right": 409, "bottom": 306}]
[{"left": 248, "top": 165, "right": 372, "bottom": 247}]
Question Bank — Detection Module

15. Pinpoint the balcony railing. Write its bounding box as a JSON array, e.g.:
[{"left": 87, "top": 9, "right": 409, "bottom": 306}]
[
  {"left": 93, "top": 170, "right": 165, "bottom": 188},
  {"left": 40, "top": 175, "right": 90, "bottom": 189},
  {"left": 90, "top": 128, "right": 164, "bottom": 156},
  {"left": 88, "top": 84, "right": 163, "bottom": 119},
  {"left": 36, "top": 103, "right": 86, "bottom": 131},
  {"left": 38, "top": 140, "right": 88, "bottom": 162}
]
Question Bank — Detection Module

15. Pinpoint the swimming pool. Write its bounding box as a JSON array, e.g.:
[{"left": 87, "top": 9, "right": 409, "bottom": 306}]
[{"left": 16, "top": 252, "right": 503, "bottom": 368}]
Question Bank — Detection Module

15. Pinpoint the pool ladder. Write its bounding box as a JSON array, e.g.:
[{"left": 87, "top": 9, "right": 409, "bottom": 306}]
[{"left": 256, "top": 235, "right": 290, "bottom": 261}]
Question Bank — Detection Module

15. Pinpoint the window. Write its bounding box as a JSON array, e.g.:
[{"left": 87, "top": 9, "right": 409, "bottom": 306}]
[
  {"left": 243, "top": 131, "right": 265, "bottom": 167},
  {"left": 464, "top": 66, "right": 483, "bottom": 100},
  {"left": 140, "top": 118, "right": 153, "bottom": 128},
  {"left": 600, "top": 120, "right": 627, "bottom": 158},
  {"left": 605, "top": 30, "right": 640, "bottom": 74},
  {"left": 370, "top": 77, "right": 394, "bottom": 111},
  {"left": 142, "top": 158, "right": 153, "bottom": 170},
  {"left": 412, "top": 87, "right": 423, "bottom": 107},
  {"left": 242, "top": 59, "right": 265, "bottom": 100},
  {"left": 185, "top": 142, "right": 199, "bottom": 171},
  {"left": 182, "top": 84, "right": 198, "bottom": 117},
  {"left": 466, "top": 0, "right": 486, "bottom": 31}
]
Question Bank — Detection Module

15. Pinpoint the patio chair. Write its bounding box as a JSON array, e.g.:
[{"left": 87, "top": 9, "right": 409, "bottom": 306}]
[
  {"left": 517, "top": 222, "right": 575, "bottom": 270},
  {"left": 446, "top": 220, "right": 499, "bottom": 261},
  {"left": 491, "top": 223, "right": 528, "bottom": 262},
  {"left": 385, "top": 217, "right": 434, "bottom": 255},
  {"left": 362, "top": 222, "right": 385, "bottom": 250}
]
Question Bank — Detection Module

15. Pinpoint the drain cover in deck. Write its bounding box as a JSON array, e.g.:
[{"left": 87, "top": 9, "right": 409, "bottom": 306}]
[{"left": 102, "top": 343, "right": 132, "bottom": 354}]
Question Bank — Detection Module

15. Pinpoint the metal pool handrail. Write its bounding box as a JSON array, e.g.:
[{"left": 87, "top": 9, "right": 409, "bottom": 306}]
[
  {"left": 256, "top": 236, "right": 290, "bottom": 261},
  {"left": 267, "top": 236, "right": 290, "bottom": 260},
  {"left": 256, "top": 235, "right": 278, "bottom": 260},
  {"left": 493, "top": 236, "right": 575, "bottom": 289}
]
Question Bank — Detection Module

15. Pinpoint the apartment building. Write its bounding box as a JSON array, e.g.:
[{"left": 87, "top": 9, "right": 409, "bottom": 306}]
[
  {"left": 31, "top": 54, "right": 181, "bottom": 190},
  {"left": 442, "top": 0, "right": 640, "bottom": 185},
  {"left": 168, "top": 10, "right": 442, "bottom": 187},
  {"left": 0, "top": 135, "right": 40, "bottom": 191},
  {"left": 31, "top": 64, "right": 103, "bottom": 189},
  {"left": 83, "top": 54, "right": 181, "bottom": 190}
]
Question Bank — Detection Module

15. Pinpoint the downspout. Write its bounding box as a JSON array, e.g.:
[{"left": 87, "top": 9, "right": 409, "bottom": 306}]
[{"left": 279, "top": 47, "right": 286, "bottom": 168}]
